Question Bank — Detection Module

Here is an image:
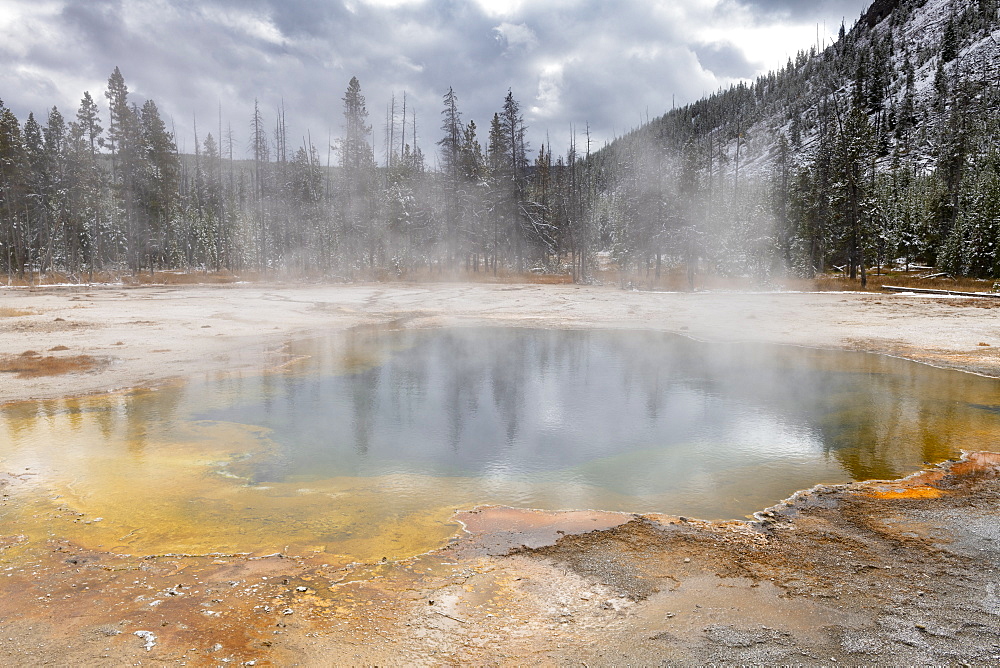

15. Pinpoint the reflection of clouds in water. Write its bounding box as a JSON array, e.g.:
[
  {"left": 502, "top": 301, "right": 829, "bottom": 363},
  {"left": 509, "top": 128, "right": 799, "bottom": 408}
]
[
  {"left": 594, "top": 407, "right": 827, "bottom": 503},
  {"left": 198, "top": 328, "right": 1000, "bottom": 499},
  {"left": 722, "top": 409, "right": 824, "bottom": 459},
  {"left": 537, "top": 373, "right": 566, "bottom": 432},
  {"left": 7, "top": 327, "right": 1000, "bottom": 530}
]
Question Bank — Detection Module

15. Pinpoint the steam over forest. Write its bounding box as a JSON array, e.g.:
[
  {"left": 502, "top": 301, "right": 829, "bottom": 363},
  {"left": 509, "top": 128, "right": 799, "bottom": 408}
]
[{"left": 2, "top": 0, "right": 1000, "bottom": 285}]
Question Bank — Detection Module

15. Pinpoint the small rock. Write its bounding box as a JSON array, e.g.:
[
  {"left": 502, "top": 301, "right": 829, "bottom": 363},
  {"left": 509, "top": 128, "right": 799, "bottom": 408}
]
[
  {"left": 133, "top": 630, "right": 156, "bottom": 651},
  {"left": 296, "top": 586, "right": 308, "bottom": 592},
  {"left": 282, "top": 608, "right": 293, "bottom": 615}
]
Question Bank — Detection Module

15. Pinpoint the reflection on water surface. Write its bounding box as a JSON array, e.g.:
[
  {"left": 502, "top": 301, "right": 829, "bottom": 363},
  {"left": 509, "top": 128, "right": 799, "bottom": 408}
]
[{"left": 2, "top": 327, "right": 1000, "bottom": 563}]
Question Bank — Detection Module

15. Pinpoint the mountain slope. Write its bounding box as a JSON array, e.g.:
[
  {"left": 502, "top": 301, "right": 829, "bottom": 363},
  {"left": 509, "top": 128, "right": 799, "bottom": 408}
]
[{"left": 592, "top": 0, "right": 1000, "bottom": 283}]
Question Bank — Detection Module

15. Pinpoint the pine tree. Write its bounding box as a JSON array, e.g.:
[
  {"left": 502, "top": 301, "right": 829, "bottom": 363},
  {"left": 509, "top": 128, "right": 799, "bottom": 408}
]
[
  {"left": 936, "top": 85, "right": 972, "bottom": 251},
  {"left": 486, "top": 112, "right": 507, "bottom": 274},
  {"left": 499, "top": 90, "right": 531, "bottom": 268},
  {"left": 941, "top": 17, "right": 958, "bottom": 63},
  {"left": 832, "top": 96, "right": 875, "bottom": 286},
  {"left": 105, "top": 67, "right": 144, "bottom": 272},
  {"left": 76, "top": 92, "right": 103, "bottom": 156},
  {"left": 933, "top": 58, "right": 949, "bottom": 112},
  {"left": 437, "top": 87, "right": 463, "bottom": 265},
  {"left": 104, "top": 67, "right": 129, "bottom": 173},
  {"left": 43, "top": 107, "right": 69, "bottom": 275},
  {"left": 896, "top": 53, "right": 917, "bottom": 143},
  {"left": 71, "top": 92, "right": 104, "bottom": 278},
  {"left": 458, "top": 119, "right": 486, "bottom": 271},
  {"left": 199, "top": 132, "right": 223, "bottom": 269},
  {"left": 339, "top": 76, "right": 375, "bottom": 272},
  {"left": 499, "top": 90, "right": 528, "bottom": 185},
  {"left": 137, "top": 99, "right": 180, "bottom": 269},
  {"left": 437, "top": 87, "right": 462, "bottom": 181},
  {"left": 249, "top": 99, "right": 269, "bottom": 271},
  {"left": 0, "top": 102, "right": 27, "bottom": 277},
  {"left": 340, "top": 76, "right": 372, "bottom": 173},
  {"left": 867, "top": 38, "right": 889, "bottom": 113},
  {"left": 22, "top": 112, "right": 46, "bottom": 277},
  {"left": 460, "top": 120, "right": 484, "bottom": 181}
]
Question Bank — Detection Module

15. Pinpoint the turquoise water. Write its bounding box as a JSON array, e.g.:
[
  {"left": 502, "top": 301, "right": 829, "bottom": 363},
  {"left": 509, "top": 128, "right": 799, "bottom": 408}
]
[{"left": 204, "top": 327, "right": 1000, "bottom": 507}]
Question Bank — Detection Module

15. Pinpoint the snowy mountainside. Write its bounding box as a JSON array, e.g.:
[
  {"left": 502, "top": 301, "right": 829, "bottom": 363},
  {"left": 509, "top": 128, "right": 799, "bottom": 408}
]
[
  {"left": 741, "top": 0, "right": 999, "bottom": 177},
  {"left": 613, "top": 0, "right": 1000, "bottom": 181}
]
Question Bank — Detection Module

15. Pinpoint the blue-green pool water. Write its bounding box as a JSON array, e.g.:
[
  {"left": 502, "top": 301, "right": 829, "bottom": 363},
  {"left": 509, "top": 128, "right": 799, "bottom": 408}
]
[{"left": 3, "top": 327, "right": 999, "bottom": 560}]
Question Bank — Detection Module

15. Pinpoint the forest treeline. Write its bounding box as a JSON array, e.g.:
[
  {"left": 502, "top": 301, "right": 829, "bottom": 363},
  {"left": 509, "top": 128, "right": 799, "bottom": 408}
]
[
  {"left": 0, "top": 69, "right": 594, "bottom": 282},
  {"left": 2, "top": 0, "right": 1000, "bottom": 284}
]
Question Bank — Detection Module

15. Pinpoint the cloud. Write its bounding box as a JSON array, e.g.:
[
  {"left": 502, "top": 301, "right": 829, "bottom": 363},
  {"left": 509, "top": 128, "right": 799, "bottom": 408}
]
[
  {"left": 494, "top": 22, "right": 539, "bottom": 53},
  {"left": 734, "top": 0, "right": 867, "bottom": 23},
  {"left": 694, "top": 42, "right": 760, "bottom": 78},
  {"left": 0, "top": 0, "right": 865, "bottom": 162}
]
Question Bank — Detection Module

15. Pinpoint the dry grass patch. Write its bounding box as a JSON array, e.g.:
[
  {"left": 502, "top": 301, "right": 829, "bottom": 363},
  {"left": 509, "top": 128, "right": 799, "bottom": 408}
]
[
  {"left": 454, "top": 270, "right": 575, "bottom": 285},
  {"left": 123, "top": 270, "right": 244, "bottom": 285},
  {"left": 3, "top": 269, "right": 246, "bottom": 286},
  {"left": 348, "top": 266, "right": 577, "bottom": 284},
  {"left": 811, "top": 273, "right": 996, "bottom": 293},
  {"left": 0, "top": 350, "right": 103, "bottom": 378},
  {"left": 0, "top": 307, "right": 32, "bottom": 317}
]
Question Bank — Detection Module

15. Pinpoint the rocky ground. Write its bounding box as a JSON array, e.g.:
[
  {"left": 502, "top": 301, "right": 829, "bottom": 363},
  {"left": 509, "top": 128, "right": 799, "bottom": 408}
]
[{"left": 1, "top": 281, "right": 999, "bottom": 665}]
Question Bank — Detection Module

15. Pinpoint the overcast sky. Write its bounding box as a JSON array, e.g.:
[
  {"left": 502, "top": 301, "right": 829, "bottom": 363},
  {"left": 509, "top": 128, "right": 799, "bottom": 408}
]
[{"left": 0, "top": 0, "right": 869, "bottom": 164}]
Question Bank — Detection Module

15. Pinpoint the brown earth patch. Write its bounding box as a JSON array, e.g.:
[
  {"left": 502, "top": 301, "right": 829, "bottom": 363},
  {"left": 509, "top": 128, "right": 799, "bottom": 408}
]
[{"left": 0, "top": 351, "right": 104, "bottom": 378}]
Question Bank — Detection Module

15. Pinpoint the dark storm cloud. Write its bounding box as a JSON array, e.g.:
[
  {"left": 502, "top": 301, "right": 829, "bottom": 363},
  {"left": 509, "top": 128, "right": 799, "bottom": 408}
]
[
  {"left": 734, "top": 0, "right": 869, "bottom": 23},
  {"left": 693, "top": 42, "right": 759, "bottom": 80},
  {"left": 0, "top": 0, "right": 867, "bottom": 161}
]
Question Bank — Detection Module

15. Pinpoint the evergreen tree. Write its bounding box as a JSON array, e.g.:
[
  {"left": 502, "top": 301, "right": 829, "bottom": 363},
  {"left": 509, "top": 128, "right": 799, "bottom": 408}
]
[
  {"left": 105, "top": 67, "right": 143, "bottom": 272},
  {"left": 137, "top": 99, "right": 180, "bottom": 269},
  {"left": 437, "top": 87, "right": 462, "bottom": 180},
  {"left": 22, "top": 112, "right": 46, "bottom": 275},
  {"left": 339, "top": 76, "right": 376, "bottom": 272},
  {"left": 340, "top": 76, "right": 372, "bottom": 173},
  {"left": 437, "top": 87, "right": 463, "bottom": 264},
  {"left": 498, "top": 90, "right": 532, "bottom": 267},
  {"left": 104, "top": 68, "right": 128, "bottom": 160},
  {"left": 70, "top": 92, "right": 104, "bottom": 277},
  {"left": 832, "top": 96, "right": 875, "bottom": 286},
  {"left": 0, "top": 102, "right": 27, "bottom": 277},
  {"left": 941, "top": 17, "right": 958, "bottom": 63},
  {"left": 896, "top": 53, "right": 917, "bottom": 142},
  {"left": 43, "top": 107, "right": 70, "bottom": 274},
  {"left": 460, "top": 120, "right": 484, "bottom": 181}
]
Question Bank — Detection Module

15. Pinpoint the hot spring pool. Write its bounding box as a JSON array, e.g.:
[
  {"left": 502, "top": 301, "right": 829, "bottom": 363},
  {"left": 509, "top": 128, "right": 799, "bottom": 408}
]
[{"left": 3, "top": 327, "right": 999, "bottom": 562}]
